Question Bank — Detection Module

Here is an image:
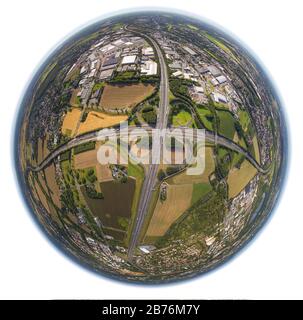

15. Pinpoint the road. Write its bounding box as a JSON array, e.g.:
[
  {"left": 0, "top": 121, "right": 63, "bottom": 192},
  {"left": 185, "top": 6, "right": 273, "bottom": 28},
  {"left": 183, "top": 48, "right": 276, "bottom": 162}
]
[
  {"left": 126, "top": 27, "right": 170, "bottom": 259},
  {"left": 30, "top": 126, "right": 267, "bottom": 174}
]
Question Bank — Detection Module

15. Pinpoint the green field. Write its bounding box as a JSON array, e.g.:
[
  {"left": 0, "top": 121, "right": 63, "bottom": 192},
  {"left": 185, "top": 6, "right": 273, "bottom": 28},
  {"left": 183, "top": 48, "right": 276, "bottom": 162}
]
[
  {"left": 191, "top": 183, "right": 212, "bottom": 205},
  {"left": 73, "top": 141, "right": 96, "bottom": 155},
  {"left": 172, "top": 110, "right": 192, "bottom": 126},
  {"left": 196, "top": 106, "right": 213, "bottom": 130},
  {"left": 203, "top": 32, "right": 238, "bottom": 61},
  {"left": 217, "top": 110, "right": 236, "bottom": 140},
  {"left": 238, "top": 110, "right": 251, "bottom": 132},
  {"left": 128, "top": 162, "right": 145, "bottom": 216}
]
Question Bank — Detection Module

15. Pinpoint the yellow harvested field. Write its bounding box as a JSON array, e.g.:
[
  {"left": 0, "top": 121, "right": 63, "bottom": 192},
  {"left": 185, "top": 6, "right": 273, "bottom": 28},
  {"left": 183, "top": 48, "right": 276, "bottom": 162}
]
[
  {"left": 146, "top": 184, "right": 193, "bottom": 237},
  {"left": 62, "top": 109, "right": 127, "bottom": 136},
  {"left": 62, "top": 108, "right": 81, "bottom": 136},
  {"left": 252, "top": 135, "right": 260, "bottom": 164},
  {"left": 96, "top": 164, "right": 113, "bottom": 182},
  {"left": 227, "top": 160, "right": 257, "bottom": 198},
  {"left": 37, "top": 139, "right": 44, "bottom": 164},
  {"left": 74, "top": 149, "right": 98, "bottom": 169},
  {"left": 169, "top": 147, "right": 215, "bottom": 184},
  {"left": 44, "top": 164, "right": 61, "bottom": 208},
  {"left": 78, "top": 111, "right": 127, "bottom": 135},
  {"left": 100, "top": 83, "right": 155, "bottom": 110}
]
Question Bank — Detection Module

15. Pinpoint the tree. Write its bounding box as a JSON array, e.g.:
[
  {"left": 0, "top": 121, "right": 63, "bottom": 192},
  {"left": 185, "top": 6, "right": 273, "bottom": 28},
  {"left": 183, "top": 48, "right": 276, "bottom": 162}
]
[{"left": 157, "top": 169, "right": 166, "bottom": 181}]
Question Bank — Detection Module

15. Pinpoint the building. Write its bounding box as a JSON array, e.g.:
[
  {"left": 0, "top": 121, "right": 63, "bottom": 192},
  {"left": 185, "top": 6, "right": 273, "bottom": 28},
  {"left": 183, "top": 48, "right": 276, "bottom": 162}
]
[
  {"left": 183, "top": 46, "right": 197, "bottom": 55},
  {"left": 141, "top": 60, "right": 157, "bottom": 75},
  {"left": 142, "top": 47, "right": 154, "bottom": 57},
  {"left": 99, "top": 44, "right": 116, "bottom": 56},
  {"left": 88, "top": 68, "right": 97, "bottom": 78},
  {"left": 211, "top": 78, "right": 219, "bottom": 86},
  {"left": 80, "top": 65, "right": 88, "bottom": 74},
  {"left": 216, "top": 75, "right": 227, "bottom": 84},
  {"left": 211, "top": 92, "right": 228, "bottom": 103},
  {"left": 121, "top": 55, "right": 137, "bottom": 65},
  {"left": 101, "top": 55, "right": 118, "bottom": 70},
  {"left": 169, "top": 61, "right": 182, "bottom": 70},
  {"left": 193, "top": 86, "right": 204, "bottom": 94},
  {"left": 99, "top": 68, "right": 115, "bottom": 80},
  {"left": 172, "top": 70, "right": 183, "bottom": 78},
  {"left": 208, "top": 65, "right": 221, "bottom": 77}
]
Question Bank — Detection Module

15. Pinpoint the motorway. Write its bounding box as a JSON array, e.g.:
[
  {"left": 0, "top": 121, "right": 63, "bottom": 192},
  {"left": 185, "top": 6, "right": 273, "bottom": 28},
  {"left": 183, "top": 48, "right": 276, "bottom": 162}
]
[
  {"left": 125, "top": 27, "right": 170, "bottom": 259},
  {"left": 30, "top": 126, "right": 266, "bottom": 174}
]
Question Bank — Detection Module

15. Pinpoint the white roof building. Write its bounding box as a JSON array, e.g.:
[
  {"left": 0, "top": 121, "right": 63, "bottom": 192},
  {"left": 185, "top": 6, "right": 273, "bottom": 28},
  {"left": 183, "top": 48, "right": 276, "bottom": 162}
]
[
  {"left": 216, "top": 75, "right": 227, "bottom": 84},
  {"left": 121, "top": 55, "right": 137, "bottom": 65},
  {"left": 100, "top": 44, "right": 116, "bottom": 54},
  {"left": 141, "top": 60, "right": 157, "bottom": 75},
  {"left": 172, "top": 70, "right": 183, "bottom": 78},
  {"left": 183, "top": 46, "right": 197, "bottom": 55},
  {"left": 211, "top": 78, "right": 219, "bottom": 86},
  {"left": 208, "top": 65, "right": 221, "bottom": 77},
  {"left": 112, "top": 39, "right": 125, "bottom": 47},
  {"left": 194, "top": 86, "right": 204, "bottom": 94},
  {"left": 88, "top": 68, "right": 97, "bottom": 78},
  {"left": 80, "top": 66, "right": 87, "bottom": 74},
  {"left": 93, "top": 40, "right": 105, "bottom": 48},
  {"left": 142, "top": 47, "right": 154, "bottom": 56},
  {"left": 212, "top": 92, "right": 228, "bottom": 103},
  {"left": 124, "top": 41, "right": 133, "bottom": 47}
]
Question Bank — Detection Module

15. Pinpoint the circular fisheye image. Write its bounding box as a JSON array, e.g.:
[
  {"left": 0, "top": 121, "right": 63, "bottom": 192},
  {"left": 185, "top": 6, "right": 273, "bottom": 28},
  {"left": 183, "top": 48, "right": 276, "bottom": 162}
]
[{"left": 15, "top": 11, "right": 287, "bottom": 283}]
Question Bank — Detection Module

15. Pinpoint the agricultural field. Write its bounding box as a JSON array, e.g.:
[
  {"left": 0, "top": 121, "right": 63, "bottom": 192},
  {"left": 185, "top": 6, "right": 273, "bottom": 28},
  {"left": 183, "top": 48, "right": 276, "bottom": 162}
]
[
  {"left": 145, "top": 183, "right": 193, "bottom": 238},
  {"left": 227, "top": 160, "right": 257, "bottom": 198},
  {"left": 80, "top": 178, "right": 135, "bottom": 231},
  {"left": 44, "top": 164, "right": 61, "bottom": 208},
  {"left": 74, "top": 149, "right": 99, "bottom": 170},
  {"left": 99, "top": 83, "right": 155, "bottom": 110},
  {"left": 36, "top": 135, "right": 50, "bottom": 164},
  {"left": 62, "top": 109, "right": 127, "bottom": 136},
  {"left": 78, "top": 111, "right": 127, "bottom": 134},
  {"left": 191, "top": 183, "right": 212, "bottom": 205},
  {"left": 128, "top": 162, "right": 145, "bottom": 216},
  {"left": 33, "top": 176, "right": 50, "bottom": 212},
  {"left": 168, "top": 147, "right": 215, "bottom": 184},
  {"left": 238, "top": 109, "right": 251, "bottom": 133},
  {"left": 96, "top": 164, "right": 113, "bottom": 182},
  {"left": 217, "top": 110, "right": 236, "bottom": 140},
  {"left": 61, "top": 108, "right": 81, "bottom": 136},
  {"left": 252, "top": 135, "right": 260, "bottom": 164}
]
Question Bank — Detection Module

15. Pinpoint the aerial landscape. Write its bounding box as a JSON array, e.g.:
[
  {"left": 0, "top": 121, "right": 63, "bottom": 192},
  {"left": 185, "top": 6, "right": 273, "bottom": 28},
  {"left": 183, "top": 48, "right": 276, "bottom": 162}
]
[{"left": 16, "top": 11, "right": 287, "bottom": 282}]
